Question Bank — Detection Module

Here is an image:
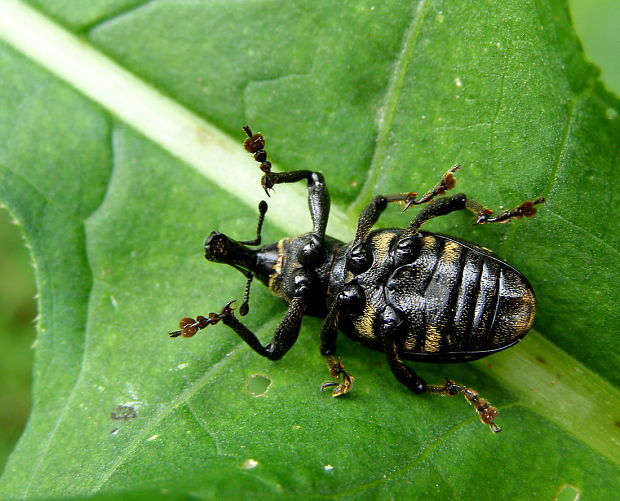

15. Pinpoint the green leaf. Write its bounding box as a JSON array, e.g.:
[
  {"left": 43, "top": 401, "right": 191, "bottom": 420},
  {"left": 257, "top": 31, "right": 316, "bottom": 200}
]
[{"left": 1, "top": 0, "right": 619, "bottom": 499}]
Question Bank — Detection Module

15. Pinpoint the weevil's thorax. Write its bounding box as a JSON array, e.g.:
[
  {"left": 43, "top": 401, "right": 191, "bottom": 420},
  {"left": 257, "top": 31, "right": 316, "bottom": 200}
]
[
  {"left": 327, "top": 229, "right": 405, "bottom": 349},
  {"left": 267, "top": 233, "right": 344, "bottom": 316}
]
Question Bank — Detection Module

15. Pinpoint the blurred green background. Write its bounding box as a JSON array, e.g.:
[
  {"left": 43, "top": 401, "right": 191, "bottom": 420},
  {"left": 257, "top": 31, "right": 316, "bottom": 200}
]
[
  {"left": 0, "top": 0, "right": 619, "bottom": 474},
  {"left": 0, "top": 208, "right": 35, "bottom": 472}
]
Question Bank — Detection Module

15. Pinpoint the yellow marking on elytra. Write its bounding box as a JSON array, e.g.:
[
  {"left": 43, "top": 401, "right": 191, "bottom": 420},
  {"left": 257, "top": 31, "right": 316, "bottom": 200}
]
[
  {"left": 516, "top": 289, "right": 536, "bottom": 332},
  {"left": 422, "top": 235, "right": 437, "bottom": 250},
  {"left": 440, "top": 240, "right": 461, "bottom": 264},
  {"left": 424, "top": 325, "right": 442, "bottom": 352},
  {"left": 352, "top": 303, "right": 377, "bottom": 340},
  {"left": 403, "top": 333, "right": 417, "bottom": 351}
]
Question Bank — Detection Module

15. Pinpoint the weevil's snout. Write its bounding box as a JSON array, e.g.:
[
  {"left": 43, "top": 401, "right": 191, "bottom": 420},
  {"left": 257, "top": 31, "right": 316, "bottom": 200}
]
[
  {"left": 204, "top": 231, "right": 253, "bottom": 266},
  {"left": 205, "top": 232, "right": 232, "bottom": 262}
]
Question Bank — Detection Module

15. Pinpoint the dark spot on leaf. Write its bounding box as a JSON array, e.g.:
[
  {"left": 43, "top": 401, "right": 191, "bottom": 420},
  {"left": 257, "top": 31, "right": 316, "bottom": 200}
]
[
  {"left": 536, "top": 356, "right": 546, "bottom": 363},
  {"left": 111, "top": 404, "right": 138, "bottom": 421}
]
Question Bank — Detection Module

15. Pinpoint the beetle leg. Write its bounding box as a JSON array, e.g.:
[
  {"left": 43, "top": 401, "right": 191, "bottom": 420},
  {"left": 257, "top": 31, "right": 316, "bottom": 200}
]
[
  {"left": 171, "top": 269, "right": 312, "bottom": 361},
  {"left": 267, "top": 169, "right": 329, "bottom": 267},
  {"left": 468, "top": 197, "right": 545, "bottom": 224},
  {"left": 320, "top": 356, "right": 355, "bottom": 397},
  {"left": 318, "top": 302, "right": 355, "bottom": 396},
  {"left": 169, "top": 300, "right": 237, "bottom": 338},
  {"left": 221, "top": 296, "right": 305, "bottom": 360},
  {"left": 380, "top": 306, "right": 427, "bottom": 393},
  {"left": 346, "top": 166, "right": 460, "bottom": 273},
  {"left": 171, "top": 296, "right": 306, "bottom": 360},
  {"left": 318, "top": 301, "right": 340, "bottom": 356},
  {"left": 403, "top": 193, "right": 544, "bottom": 237},
  {"left": 426, "top": 379, "right": 502, "bottom": 433},
  {"left": 405, "top": 193, "right": 470, "bottom": 235},
  {"left": 403, "top": 164, "right": 461, "bottom": 210},
  {"left": 377, "top": 306, "right": 502, "bottom": 433},
  {"left": 347, "top": 194, "right": 407, "bottom": 273},
  {"left": 243, "top": 126, "right": 330, "bottom": 267},
  {"left": 405, "top": 192, "right": 545, "bottom": 236}
]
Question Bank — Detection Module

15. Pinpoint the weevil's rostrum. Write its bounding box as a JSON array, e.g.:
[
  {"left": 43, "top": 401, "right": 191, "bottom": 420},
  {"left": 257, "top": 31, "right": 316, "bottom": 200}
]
[{"left": 170, "top": 126, "right": 544, "bottom": 433}]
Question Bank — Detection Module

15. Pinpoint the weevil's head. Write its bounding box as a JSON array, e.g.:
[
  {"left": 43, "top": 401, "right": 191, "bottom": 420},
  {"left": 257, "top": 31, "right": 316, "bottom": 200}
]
[
  {"left": 204, "top": 232, "right": 252, "bottom": 265},
  {"left": 204, "top": 231, "right": 278, "bottom": 287}
]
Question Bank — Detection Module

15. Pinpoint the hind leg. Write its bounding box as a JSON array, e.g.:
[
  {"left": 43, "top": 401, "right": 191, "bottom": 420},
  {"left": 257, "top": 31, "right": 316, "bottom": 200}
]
[{"left": 379, "top": 305, "right": 502, "bottom": 433}]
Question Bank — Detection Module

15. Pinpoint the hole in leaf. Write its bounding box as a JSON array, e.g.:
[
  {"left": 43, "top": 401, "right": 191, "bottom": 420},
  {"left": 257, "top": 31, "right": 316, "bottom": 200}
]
[
  {"left": 555, "top": 484, "right": 581, "bottom": 501},
  {"left": 246, "top": 374, "right": 271, "bottom": 396}
]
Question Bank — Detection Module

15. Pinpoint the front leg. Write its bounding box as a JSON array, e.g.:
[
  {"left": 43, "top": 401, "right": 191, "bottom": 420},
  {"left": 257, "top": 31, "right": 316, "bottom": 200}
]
[
  {"left": 222, "top": 296, "right": 305, "bottom": 360},
  {"left": 170, "top": 270, "right": 312, "bottom": 361},
  {"left": 243, "top": 126, "right": 330, "bottom": 266}
]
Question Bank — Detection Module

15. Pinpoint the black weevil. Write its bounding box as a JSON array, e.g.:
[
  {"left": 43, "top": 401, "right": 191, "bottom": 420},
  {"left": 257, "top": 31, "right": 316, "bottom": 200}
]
[{"left": 170, "top": 126, "right": 544, "bottom": 433}]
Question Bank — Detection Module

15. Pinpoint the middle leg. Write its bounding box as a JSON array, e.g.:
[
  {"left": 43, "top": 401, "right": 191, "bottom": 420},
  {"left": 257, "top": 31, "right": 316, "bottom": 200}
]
[
  {"left": 317, "top": 283, "right": 366, "bottom": 396},
  {"left": 346, "top": 165, "right": 461, "bottom": 274},
  {"left": 403, "top": 193, "right": 545, "bottom": 238}
]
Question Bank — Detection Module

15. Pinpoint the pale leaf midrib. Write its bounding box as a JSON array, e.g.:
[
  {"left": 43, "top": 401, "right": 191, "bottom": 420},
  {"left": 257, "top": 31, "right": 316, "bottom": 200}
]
[{"left": 0, "top": 0, "right": 352, "bottom": 241}]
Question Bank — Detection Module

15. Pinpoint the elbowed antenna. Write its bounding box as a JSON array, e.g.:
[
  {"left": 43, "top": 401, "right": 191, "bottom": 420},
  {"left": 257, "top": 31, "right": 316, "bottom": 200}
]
[{"left": 203, "top": 200, "right": 269, "bottom": 316}]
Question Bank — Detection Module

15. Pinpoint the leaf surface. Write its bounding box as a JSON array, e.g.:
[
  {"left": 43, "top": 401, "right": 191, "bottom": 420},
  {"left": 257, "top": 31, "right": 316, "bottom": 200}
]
[{"left": 0, "top": 0, "right": 619, "bottom": 499}]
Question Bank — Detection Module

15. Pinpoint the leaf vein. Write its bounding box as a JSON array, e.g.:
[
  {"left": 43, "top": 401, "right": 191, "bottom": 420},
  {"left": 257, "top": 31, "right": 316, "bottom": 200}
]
[
  {"left": 546, "top": 208, "right": 619, "bottom": 255},
  {"left": 84, "top": 0, "right": 155, "bottom": 33},
  {"left": 349, "top": 0, "right": 431, "bottom": 213},
  {"left": 22, "top": 123, "right": 117, "bottom": 494},
  {"left": 326, "top": 416, "right": 475, "bottom": 499},
  {"left": 23, "top": 221, "right": 92, "bottom": 496},
  {"left": 489, "top": 70, "right": 506, "bottom": 155},
  {"left": 91, "top": 341, "right": 248, "bottom": 492},
  {"left": 499, "top": 82, "right": 595, "bottom": 257}
]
